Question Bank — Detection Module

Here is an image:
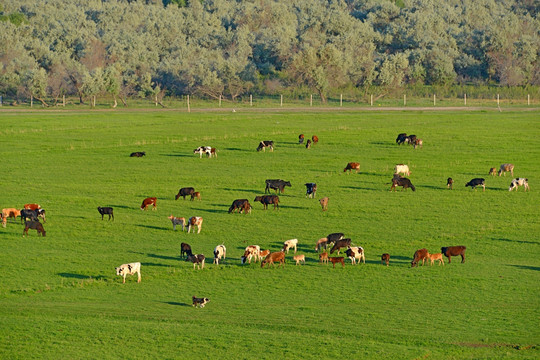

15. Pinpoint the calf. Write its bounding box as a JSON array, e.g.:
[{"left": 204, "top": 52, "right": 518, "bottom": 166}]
[
  {"left": 465, "top": 178, "right": 485, "bottom": 192},
  {"left": 130, "top": 151, "right": 146, "bottom": 157},
  {"left": 190, "top": 192, "right": 202, "bottom": 201},
  {"left": 298, "top": 134, "right": 304, "bottom": 144},
  {"left": 427, "top": 252, "right": 444, "bottom": 266},
  {"left": 405, "top": 135, "right": 417, "bottom": 145},
  {"left": 192, "top": 296, "right": 210, "bottom": 308},
  {"left": 187, "top": 216, "right": 203, "bottom": 234},
  {"left": 24, "top": 203, "right": 41, "bottom": 210},
  {"left": 344, "top": 162, "right": 360, "bottom": 173},
  {"left": 305, "top": 139, "right": 312, "bottom": 149},
  {"left": 254, "top": 195, "right": 279, "bottom": 210},
  {"left": 345, "top": 246, "right": 365, "bottom": 265},
  {"left": 229, "top": 199, "right": 250, "bottom": 214},
  {"left": 259, "top": 249, "right": 270, "bottom": 260},
  {"left": 488, "top": 167, "right": 497, "bottom": 176},
  {"left": 381, "top": 253, "right": 390, "bottom": 266},
  {"left": 175, "top": 187, "right": 195, "bottom": 200},
  {"left": 315, "top": 238, "right": 328, "bottom": 252},
  {"left": 115, "top": 262, "right": 141, "bottom": 283},
  {"left": 312, "top": 135, "right": 319, "bottom": 144},
  {"left": 447, "top": 177, "right": 454, "bottom": 189},
  {"left": 282, "top": 239, "right": 298, "bottom": 254},
  {"left": 241, "top": 245, "right": 261, "bottom": 264},
  {"left": 168, "top": 215, "right": 186, "bottom": 231},
  {"left": 180, "top": 242, "right": 193, "bottom": 258},
  {"left": 329, "top": 257, "right": 345, "bottom": 268},
  {"left": 390, "top": 176, "right": 416, "bottom": 192},
  {"left": 187, "top": 254, "right": 205, "bottom": 269},
  {"left": 509, "top": 178, "right": 529, "bottom": 192},
  {"left": 213, "top": 244, "right": 227, "bottom": 265},
  {"left": 441, "top": 246, "right": 466, "bottom": 263},
  {"left": 330, "top": 238, "right": 351, "bottom": 254},
  {"left": 140, "top": 197, "right": 157, "bottom": 210},
  {"left": 319, "top": 197, "right": 329, "bottom": 211},
  {"left": 23, "top": 220, "right": 46, "bottom": 237},
  {"left": 2, "top": 208, "right": 20, "bottom": 227},
  {"left": 394, "top": 164, "right": 410, "bottom": 176},
  {"left": 413, "top": 138, "right": 423, "bottom": 149},
  {"left": 293, "top": 254, "right": 305, "bottom": 265},
  {"left": 261, "top": 251, "right": 285, "bottom": 268},
  {"left": 319, "top": 252, "right": 329, "bottom": 264},
  {"left": 97, "top": 206, "right": 114, "bottom": 221},
  {"left": 265, "top": 179, "right": 291, "bottom": 194},
  {"left": 305, "top": 183, "right": 317, "bottom": 198},
  {"left": 411, "top": 248, "right": 428, "bottom": 267},
  {"left": 498, "top": 163, "right": 514, "bottom": 176},
  {"left": 396, "top": 133, "right": 407, "bottom": 145},
  {"left": 257, "top": 140, "right": 274, "bottom": 152}
]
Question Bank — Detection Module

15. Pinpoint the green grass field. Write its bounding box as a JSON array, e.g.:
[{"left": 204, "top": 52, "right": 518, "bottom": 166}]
[{"left": 0, "top": 109, "right": 538, "bottom": 359}]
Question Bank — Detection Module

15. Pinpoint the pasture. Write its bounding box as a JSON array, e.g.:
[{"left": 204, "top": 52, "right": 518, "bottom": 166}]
[{"left": 0, "top": 109, "right": 538, "bottom": 359}]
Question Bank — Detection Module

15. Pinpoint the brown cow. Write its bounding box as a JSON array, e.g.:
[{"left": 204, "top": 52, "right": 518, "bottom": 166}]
[
  {"left": 330, "top": 238, "right": 351, "bottom": 255},
  {"left": 411, "top": 248, "right": 428, "bottom": 267},
  {"left": 498, "top": 163, "right": 514, "bottom": 176},
  {"left": 329, "top": 257, "right": 345, "bottom": 268},
  {"left": 447, "top": 178, "right": 454, "bottom": 189},
  {"left": 2, "top": 208, "right": 21, "bottom": 227},
  {"left": 319, "top": 197, "right": 329, "bottom": 211},
  {"left": 24, "top": 204, "right": 41, "bottom": 210},
  {"left": 140, "top": 197, "right": 157, "bottom": 211},
  {"left": 293, "top": 254, "right": 305, "bottom": 265},
  {"left": 315, "top": 238, "right": 328, "bottom": 252},
  {"left": 312, "top": 135, "right": 319, "bottom": 144},
  {"left": 259, "top": 249, "right": 270, "bottom": 260},
  {"left": 427, "top": 253, "right": 444, "bottom": 266},
  {"left": 261, "top": 251, "right": 285, "bottom": 268},
  {"left": 344, "top": 162, "right": 360, "bottom": 173},
  {"left": 187, "top": 216, "right": 203, "bottom": 234},
  {"left": 319, "top": 252, "right": 329, "bottom": 264},
  {"left": 190, "top": 192, "right": 202, "bottom": 201},
  {"left": 23, "top": 220, "right": 46, "bottom": 237},
  {"left": 381, "top": 253, "right": 390, "bottom": 266},
  {"left": 488, "top": 167, "right": 497, "bottom": 176},
  {"left": 441, "top": 246, "right": 466, "bottom": 263}
]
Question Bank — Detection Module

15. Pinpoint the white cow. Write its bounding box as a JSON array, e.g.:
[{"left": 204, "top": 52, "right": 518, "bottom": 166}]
[
  {"left": 115, "top": 262, "right": 141, "bottom": 283},
  {"left": 509, "top": 178, "right": 529, "bottom": 192},
  {"left": 193, "top": 146, "right": 212, "bottom": 158},
  {"left": 282, "top": 239, "right": 298, "bottom": 254},
  {"left": 213, "top": 244, "right": 227, "bottom": 265},
  {"left": 394, "top": 164, "right": 410, "bottom": 176}
]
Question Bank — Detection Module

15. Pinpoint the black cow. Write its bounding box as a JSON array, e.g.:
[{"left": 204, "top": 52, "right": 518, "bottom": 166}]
[
  {"left": 254, "top": 195, "right": 279, "bottom": 210},
  {"left": 265, "top": 179, "right": 291, "bottom": 194},
  {"left": 20, "top": 209, "right": 39, "bottom": 223},
  {"left": 23, "top": 220, "right": 46, "bottom": 237},
  {"left": 330, "top": 238, "right": 352, "bottom": 254},
  {"left": 405, "top": 135, "right": 417, "bottom": 145},
  {"left": 466, "top": 178, "right": 485, "bottom": 192},
  {"left": 390, "top": 176, "right": 416, "bottom": 192},
  {"left": 396, "top": 133, "right": 407, "bottom": 145},
  {"left": 229, "top": 199, "right": 250, "bottom": 214},
  {"left": 257, "top": 141, "right": 274, "bottom": 152},
  {"left": 180, "top": 242, "right": 193, "bottom": 258},
  {"left": 305, "top": 183, "right": 317, "bottom": 198},
  {"left": 97, "top": 206, "right": 114, "bottom": 220},
  {"left": 130, "top": 151, "right": 146, "bottom": 157},
  {"left": 175, "top": 187, "right": 195, "bottom": 200},
  {"left": 327, "top": 233, "right": 344, "bottom": 243}
]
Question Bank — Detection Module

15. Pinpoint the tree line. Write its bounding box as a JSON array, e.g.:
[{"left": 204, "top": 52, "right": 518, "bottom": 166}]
[{"left": 0, "top": 0, "right": 538, "bottom": 106}]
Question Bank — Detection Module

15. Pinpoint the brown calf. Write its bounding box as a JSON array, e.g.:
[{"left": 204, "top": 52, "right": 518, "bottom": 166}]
[
  {"left": 312, "top": 135, "right": 319, "bottom": 144},
  {"left": 411, "top": 248, "right": 428, "bottom": 267},
  {"left": 344, "top": 162, "right": 360, "bottom": 173},
  {"left": 441, "top": 246, "right": 466, "bottom": 263},
  {"left": 319, "top": 252, "right": 329, "bottom": 264},
  {"left": 140, "top": 197, "right": 157, "bottom": 210},
  {"left": 427, "top": 253, "right": 444, "bottom": 266},
  {"left": 23, "top": 220, "right": 46, "bottom": 237},
  {"left": 381, "top": 253, "right": 390, "bottom": 266},
  {"left": 319, "top": 197, "right": 329, "bottom": 211},
  {"left": 293, "top": 254, "right": 305, "bottom": 265},
  {"left": 190, "top": 192, "right": 201, "bottom": 201},
  {"left": 329, "top": 257, "right": 345, "bottom": 268},
  {"left": 261, "top": 251, "right": 285, "bottom": 268},
  {"left": 488, "top": 167, "right": 497, "bottom": 176}
]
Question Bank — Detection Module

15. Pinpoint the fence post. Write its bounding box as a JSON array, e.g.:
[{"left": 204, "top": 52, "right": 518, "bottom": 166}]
[
  {"left": 404, "top": 94, "right": 406, "bottom": 106},
  {"left": 63, "top": 95, "right": 65, "bottom": 107},
  {"left": 433, "top": 94, "right": 436, "bottom": 106},
  {"left": 187, "top": 95, "right": 190, "bottom": 113},
  {"left": 219, "top": 95, "right": 221, "bottom": 107},
  {"left": 280, "top": 95, "right": 283, "bottom": 107},
  {"left": 527, "top": 94, "right": 530, "bottom": 106},
  {"left": 310, "top": 94, "right": 312, "bottom": 106},
  {"left": 497, "top": 94, "right": 500, "bottom": 106},
  {"left": 340, "top": 94, "right": 343, "bottom": 107},
  {"left": 370, "top": 94, "right": 373, "bottom": 106},
  {"left": 464, "top": 93, "right": 467, "bottom": 106},
  {"left": 0, "top": 95, "right": 2, "bottom": 107},
  {"left": 250, "top": 94, "right": 252, "bottom": 106},
  {"left": 31, "top": 95, "right": 33, "bottom": 107}
]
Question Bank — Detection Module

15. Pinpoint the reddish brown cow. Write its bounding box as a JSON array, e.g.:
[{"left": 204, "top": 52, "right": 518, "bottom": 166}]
[
  {"left": 140, "top": 197, "right": 157, "bottom": 211},
  {"left": 24, "top": 204, "right": 41, "bottom": 210},
  {"left": 319, "top": 252, "right": 329, "bottom": 264},
  {"left": 441, "top": 246, "right": 466, "bottom": 263},
  {"left": 344, "top": 162, "right": 360, "bottom": 173},
  {"left": 261, "top": 251, "right": 285, "bottom": 268},
  {"left": 411, "top": 248, "right": 428, "bottom": 267},
  {"left": 190, "top": 192, "right": 201, "bottom": 201},
  {"left": 312, "top": 135, "right": 319, "bottom": 144},
  {"left": 381, "top": 253, "right": 390, "bottom": 266},
  {"left": 329, "top": 257, "right": 345, "bottom": 268}
]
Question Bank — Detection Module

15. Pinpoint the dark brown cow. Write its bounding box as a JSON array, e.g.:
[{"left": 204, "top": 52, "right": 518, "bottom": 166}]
[
  {"left": 175, "top": 187, "right": 195, "bottom": 200},
  {"left": 305, "top": 139, "right": 312, "bottom": 149},
  {"left": 140, "top": 197, "right": 157, "bottom": 210},
  {"left": 330, "top": 238, "right": 351, "bottom": 254},
  {"left": 441, "top": 246, "right": 466, "bottom": 263},
  {"left": 411, "top": 248, "right": 428, "bottom": 267},
  {"left": 180, "top": 242, "right": 193, "bottom": 258},
  {"left": 23, "top": 220, "right": 46, "bottom": 237},
  {"left": 261, "top": 251, "right": 285, "bottom": 268},
  {"left": 254, "top": 195, "right": 279, "bottom": 210},
  {"left": 391, "top": 176, "right": 416, "bottom": 191},
  {"left": 229, "top": 199, "right": 250, "bottom": 214},
  {"left": 381, "top": 253, "right": 390, "bottom": 266},
  {"left": 329, "top": 257, "right": 345, "bottom": 268},
  {"left": 447, "top": 178, "right": 454, "bottom": 189},
  {"left": 187, "top": 254, "right": 205, "bottom": 269}
]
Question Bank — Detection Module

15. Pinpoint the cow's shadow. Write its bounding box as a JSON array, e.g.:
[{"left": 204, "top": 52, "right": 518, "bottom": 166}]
[
  {"left": 108, "top": 204, "right": 133, "bottom": 209},
  {"left": 223, "top": 188, "right": 260, "bottom": 194},
  {"left": 57, "top": 273, "right": 106, "bottom": 280},
  {"left": 136, "top": 224, "right": 168, "bottom": 231},
  {"left": 223, "top": 147, "right": 250, "bottom": 152},
  {"left": 493, "top": 238, "right": 537, "bottom": 245},
  {"left": 190, "top": 207, "right": 225, "bottom": 214},
  {"left": 162, "top": 301, "right": 192, "bottom": 307},
  {"left": 509, "top": 265, "right": 540, "bottom": 272},
  {"left": 161, "top": 153, "right": 192, "bottom": 158}
]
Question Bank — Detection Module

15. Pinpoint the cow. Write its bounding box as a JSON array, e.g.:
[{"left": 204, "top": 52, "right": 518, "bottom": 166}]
[
  {"left": 498, "top": 163, "right": 514, "bottom": 176},
  {"left": 319, "top": 197, "right": 329, "bottom": 211},
  {"left": 257, "top": 141, "right": 274, "bottom": 152},
  {"left": 330, "top": 238, "right": 351, "bottom": 255},
  {"left": 20, "top": 209, "right": 39, "bottom": 223},
  {"left": 327, "top": 233, "right": 344, "bottom": 246},
  {"left": 298, "top": 134, "right": 304, "bottom": 144},
  {"left": 394, "top": 164, "right": 410, "bottom": 176},
  {"left": 465, "top": 178, "right": 485, "bottom": 192},
  {"left": 344, "top": 162, "right": 360, "bottom": 173},
  {"left": 180, "top": 243, "right": 193, "bottom": 258},
  {"left": 319, "top": 252, "right": 329, "bottom": 264},
  {"left": 168, "top": 215, "right": 186, "bottom": 231},
  {"left": 305, "top": 139, "right": 312, "bottom": 149},
  {"left": 345, "top": 246, "right": 365, "bottom": 265},
  {"left": 175, "top": 187, "right": 195, "bottom": 200},
  {"left": 329, "top": 257, "right": 345, "bottom": 268},
  {"left": 293, "top": 254, "right": 305, "bottom": 265},
  {"left": 413, "top": 138, "right": 423, "bottom": 149},
  {"left": 447, "top": 178, "right": 454, "bottom": 189},
  {"left": 427, "top": 253, "right": 444, "bottom": 266},
  {"left": 2, "top": 208, "right": 21, "bottom": 227},
  {"left": 509, "top": 178, "right": 529, "bottom": 192},
  {"left": 259, "top": 249, "right": 270, "bottom": 260},
  {"left": 390, "top": 176, "right": 416, "bottom": 192},
  {"left": 411, "top": 248, "right": 428, "bottom": 267},
  {"left": 97, "top": 207, "right": 114, "bottom": 221},
  {"left": 24, "top": 204, "right": 41, "bottom": 210},
  {"left": 305, "top": 183, "right": 317, "bottom": 198},
  {"left": 193, "top": 146, "right": 212, "bottom": 158},
  {"left": 261, "top": 251, "right": 285, "bottom": 268},
  {"left": 241, "top": 245, "right": 261, "bottom": 264},
  {"left": 265, "top": 179, "right": 291, "bottom": 194},
  {"left": 228, "top": 199, "right": 250, "bottom": 214},
  {"left": 282, "top": 239, "right": 298, "bottom": 254},
  {"left": 191, "top": 192, "right": 202, "bottom": 201},
  {"left": 213, "top": 244, "right": 227, "bottom": 265},
  {"left": 315, "top": 238, "right": 328, "bottom": 252},
  {"left": 130, "top": 151, "right": 146, "bottom": 157},
  {"left": 140, "top": 197, "right": 157, "bottom": 210},
  {"left": 192, "top": 296, "right": 210, "bottom": 308},
  {"left": 381, "top": 253, "right": 390, "bottom": 266},
  {"left": 23, "top": 220, "right": 46, "bottom": 237},
  {"left": 489, "top": 167, "right": 497, "bottom": 176},
  {"left": 240, "top": 201, "right": 252, "bottom": 214},
  {"left": 405, "top": 135, "right": 417, "bottom": 145},
  {"left": 187, "top": 216, "right": 203, "bottom": 234},
  {"left": 254, "top": 195, "right": 279, "bottom": 210},
  {"left": 396, "top": 133, "right": 408, "bottom": 145},
  {"left": 115, "top": 262, "right": 141, "bottom": 283},
  {"left": 441, "top": 246, "right": 466, "bottom": 263},
  {"left": 187, "top": 254, "right": 205, "bottom": 269},
  {"left": 312, "top": 135, "right": 319, "bottom": 144}
]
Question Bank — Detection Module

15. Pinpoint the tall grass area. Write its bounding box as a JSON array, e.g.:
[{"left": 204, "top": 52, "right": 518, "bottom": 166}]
[{"left": 0, "top": 109, "right": 538, "bottom": 359}]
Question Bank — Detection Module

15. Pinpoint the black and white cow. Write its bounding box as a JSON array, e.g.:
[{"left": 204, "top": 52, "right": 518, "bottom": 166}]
[
  {"left": 396, "top": 133, "right": 407, "bottom": 145},
  {"left": 213, "top": 244, "right": 227, "bottom": 265},
  {"left": 256, "top": 141, "right": 274, "bottom": 152},
  {"left": 115, "top": 262, "right": 141, "bottom": 283},
  {"left": 465, "top": 178, "right": 486, "bottom": 192},
  {"left": 509, "top": 178, "right": 529, "bottom": 192},
  {"left": 97, "top": 206, "right": 114, "bottom": 220},
  {"left": 305, "top": 183, "right": 317, "bottom": 198}
]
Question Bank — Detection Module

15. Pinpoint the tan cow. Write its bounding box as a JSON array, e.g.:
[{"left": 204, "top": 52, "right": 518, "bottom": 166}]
[
  {"left": 2, "top": 208, "right": 20, "bottom": 227},
  {"left": 498, "top": 164, "right": 514, "bottom": 176},
  {"left": 293, "top": 254, "right": 305, "bottom": 265},
  {"left": 168, "top": 215, "right": 186, "bottom": 231},
  {"left": 394, "top": 164, "right": 410, "bottom": 176},
  {"left": 427, "top": 253, "right": 444, "bottom": 266}
]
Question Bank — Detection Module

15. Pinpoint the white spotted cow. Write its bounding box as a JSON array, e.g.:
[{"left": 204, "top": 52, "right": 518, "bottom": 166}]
[
  {"left": 115, "top": 262, "right": 141, "bottom": 283},
  {"left": 282, "top": 239, "right": 298, "bottom": 254}
]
